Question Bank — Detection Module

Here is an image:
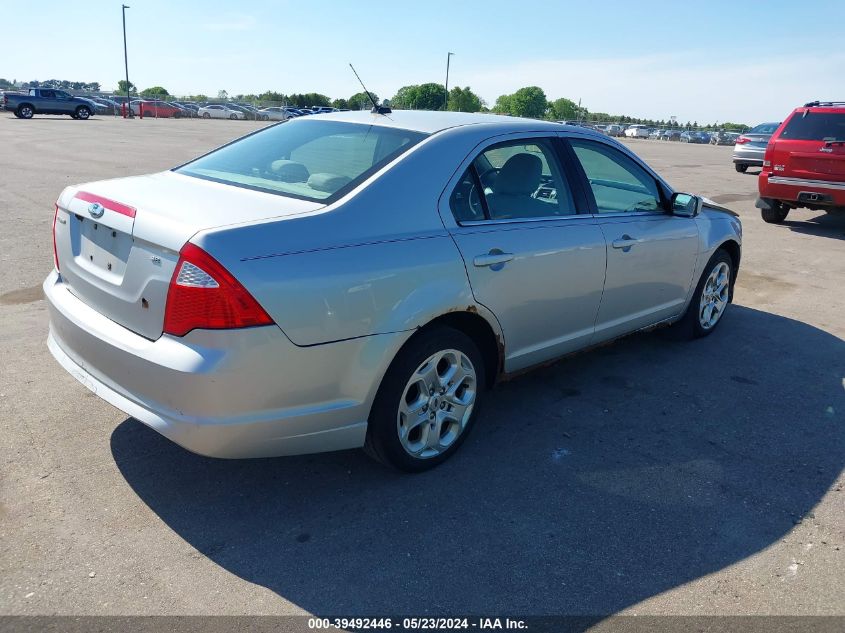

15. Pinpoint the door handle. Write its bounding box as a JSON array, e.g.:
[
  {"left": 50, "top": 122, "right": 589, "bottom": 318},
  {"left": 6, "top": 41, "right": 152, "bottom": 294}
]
[
  {"left": 473, "top": 251, "right": 514, "bottom": 268},
  {"left": 612, "top": 235, "right": 642, "bottom": 250}
]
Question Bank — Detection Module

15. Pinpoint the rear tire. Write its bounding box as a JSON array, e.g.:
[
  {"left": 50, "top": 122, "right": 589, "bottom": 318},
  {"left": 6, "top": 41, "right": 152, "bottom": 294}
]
[
  {"left": 672, "top": 249, "right": 733, "bottom": 340},
  {"left": 761, "top": 201, "right": 789, "bottom": 224},
  {"left": 364, "top": 327, "right": 486, "bottom": 472},
  {"left": 17, "top": 105, "right": 34, "bottom": 119},
  {"left": 735, "top": 164, "right": 748, "bottom": 173}
]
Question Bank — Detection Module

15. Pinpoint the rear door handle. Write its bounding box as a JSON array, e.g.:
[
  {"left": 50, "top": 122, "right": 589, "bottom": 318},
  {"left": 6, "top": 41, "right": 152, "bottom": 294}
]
[
  {"left": 612, "top": 235, "right": 642, "bottom": 250},
  {"left": 473, "top": 251, "right": 514, "bottom": 268}
]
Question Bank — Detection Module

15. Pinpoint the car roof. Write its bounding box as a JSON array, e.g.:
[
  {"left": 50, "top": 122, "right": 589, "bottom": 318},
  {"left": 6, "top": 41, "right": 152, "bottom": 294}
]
[{"left": 309, "top": 110, "right": 569, "bottom": 135}]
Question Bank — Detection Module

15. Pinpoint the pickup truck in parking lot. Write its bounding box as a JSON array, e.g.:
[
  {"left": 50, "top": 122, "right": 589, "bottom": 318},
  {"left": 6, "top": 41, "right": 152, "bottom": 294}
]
[{"left": 3, "top": 88, "right": 97, "bottom": 120}]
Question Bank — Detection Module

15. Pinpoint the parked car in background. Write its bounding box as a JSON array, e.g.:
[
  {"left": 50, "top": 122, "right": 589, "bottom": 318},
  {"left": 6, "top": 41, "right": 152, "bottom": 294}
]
[
  {"left": 198, "top": 104, "right": 245, "bottom": 120},
  {"left": 4, "top": 88, "right": 96, "bottom": 119},
  {"left": 259, "top": 107, "right": 292, "bottom": 121},
  {"left": 648, "top": 129, "right": 664, "bottom": 140},
  {"left": 240, "top": 105, "right": 270, "bottom": 121},
  {"left": 88, "top": 97, "right": 122, "bottom": 115},
  {"left": 680, "top": 131, "right": 710, "bottom": 144},
  {"left": 624, "top": 124, "right": 650, "bottom": 138},
  {"left": 130, "top": 100, "right": 183, "bottom": 118},
  {"left": 604, "top": 124, "right": 625, "bottom": 137},
  {"left": 44, "top": 111, "right": 741, "bottom": 472},
  {"left": 172, "top": 102, "right": 199, "bottom": 117},
  {"left": 710, "top": 130, "right": 737, "bottom": 146},
  {"left": 757, "top": 101, "right": 845, "bottom": 223},
  {"left": 733, "top": 121, "right": 780, "bottom": 172},
  {"left": 661, "top": 130, "right": 682, "bottom": 141}
]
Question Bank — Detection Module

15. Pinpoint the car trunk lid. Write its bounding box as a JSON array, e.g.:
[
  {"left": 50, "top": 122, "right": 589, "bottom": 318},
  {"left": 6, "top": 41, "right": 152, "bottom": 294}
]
[{"left": 54, "top": 171, "right": 323, "bottom": 340}]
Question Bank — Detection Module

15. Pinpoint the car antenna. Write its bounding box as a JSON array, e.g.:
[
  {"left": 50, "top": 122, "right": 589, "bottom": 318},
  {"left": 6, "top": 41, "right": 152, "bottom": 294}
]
[{"left": 349, "top": 63, "right": 391, "bottom": 114}]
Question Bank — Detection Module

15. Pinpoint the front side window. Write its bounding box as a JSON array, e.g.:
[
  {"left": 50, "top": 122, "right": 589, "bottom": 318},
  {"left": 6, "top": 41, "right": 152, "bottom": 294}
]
[
  {"left": 569, "top": 139, "right": 662, "bottom": 214},
  {"left": 177, "top": 120, "right": 427, "bottom": 202},
  {"left": 450, "top": 138, "right": 575, "bottom": 223}
]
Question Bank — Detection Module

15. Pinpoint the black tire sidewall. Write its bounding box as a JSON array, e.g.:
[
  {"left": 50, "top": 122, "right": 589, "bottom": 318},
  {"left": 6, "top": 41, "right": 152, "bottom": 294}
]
[
  {"left": 367, "top": 327, "right": 486, "bottom": 472},
  {"left": 18, "top": 106, "right": 33, "bottom": 119}
]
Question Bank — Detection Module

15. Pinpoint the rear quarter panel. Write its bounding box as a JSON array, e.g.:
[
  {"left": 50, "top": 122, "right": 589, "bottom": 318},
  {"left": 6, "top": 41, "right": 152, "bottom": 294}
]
[{"left": 194, "top": 127, "right": 506, "bottom": 347}]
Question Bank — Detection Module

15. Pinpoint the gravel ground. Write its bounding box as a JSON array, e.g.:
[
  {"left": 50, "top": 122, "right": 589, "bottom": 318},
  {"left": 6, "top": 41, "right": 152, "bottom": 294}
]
[{"left": 0, "top": 115, "right": 843, "bottom": 617}]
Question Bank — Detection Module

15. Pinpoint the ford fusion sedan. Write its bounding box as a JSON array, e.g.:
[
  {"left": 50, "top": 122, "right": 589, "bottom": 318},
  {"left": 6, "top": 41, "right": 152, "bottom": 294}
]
[{"left": 45, "top": 111, "right": 742, "bottom": 471}]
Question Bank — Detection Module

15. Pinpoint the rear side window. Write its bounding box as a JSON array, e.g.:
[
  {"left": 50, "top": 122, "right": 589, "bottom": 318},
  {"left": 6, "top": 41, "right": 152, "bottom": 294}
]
[
  {"left": 177, "top": 121, "right": 427, "bottom": 202},
  {"left": 450, "top": 138, "right": 576, "bottom": 223},
  {"left": 780, "top": 112, "right": 845, "bottom": 141}
]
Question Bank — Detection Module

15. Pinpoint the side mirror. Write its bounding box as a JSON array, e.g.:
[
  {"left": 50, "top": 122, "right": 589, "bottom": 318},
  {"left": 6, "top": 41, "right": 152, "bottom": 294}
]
[{"left": 671, "top": 192, "right": 701, "bottom": 217}]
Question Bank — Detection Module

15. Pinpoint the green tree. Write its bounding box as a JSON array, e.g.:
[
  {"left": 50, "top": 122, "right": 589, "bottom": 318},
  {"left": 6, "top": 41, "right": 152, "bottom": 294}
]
[
  {"left": 117, "top": 80, "right": 136, "bottom": 95},
  {"left": 257, "top": 90, "right": 286, "bottom": 103},
  {"left": 492, "top": 93, "right": 512, "bottom": 114},
  {"left": 217, "top": 89, "right": 229, "bottom": 100},
  {"left": 348, "top": 91, "right": 378, "bottom": 110},
  {"left": 508, "top": 86, "right": 548, "bottom": 119},
  {"left": 332, "top": 98, "right": 349, "bottom": 109},
  {"left": 390, "top": 84, "right": 445, "bottom": 110},
  {"left": 547, "top": 97, "right": 579, "bottom": 121},
  {"left": 140, "top": 86, "right": 169, "bottom": 98},
  {"left": 390, "top": 85, "right": 418, "bottom": 109},
  {"left": 287, "top": 93, "right": 331, "bottom": 108},
  {"left": 447, "top": 86, "right": 483, "bottom": 112}
]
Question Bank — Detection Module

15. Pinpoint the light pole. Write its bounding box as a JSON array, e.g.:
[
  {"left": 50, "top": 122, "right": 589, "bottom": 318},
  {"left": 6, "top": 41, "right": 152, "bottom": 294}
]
[
  {"left": 122, "top": 4, "right": 131, "bottom": 117},
  {"left": 444, "top": 52, "right": 454, "bottom": 111}
]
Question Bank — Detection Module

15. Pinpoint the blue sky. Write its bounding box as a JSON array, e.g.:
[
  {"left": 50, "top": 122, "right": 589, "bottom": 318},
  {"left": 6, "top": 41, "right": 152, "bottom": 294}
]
[{"left": 4, "top": 0, "right": 844, "bottom": 122}]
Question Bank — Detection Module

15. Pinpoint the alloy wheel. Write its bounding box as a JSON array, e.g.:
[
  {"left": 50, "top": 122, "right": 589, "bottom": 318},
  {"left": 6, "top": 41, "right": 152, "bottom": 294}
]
[
  {"left": 699, "top": 262, "right": 730, "bottom": 330},
  {"left": 397, "top": 349, "right": 477, "bottom": 459}
]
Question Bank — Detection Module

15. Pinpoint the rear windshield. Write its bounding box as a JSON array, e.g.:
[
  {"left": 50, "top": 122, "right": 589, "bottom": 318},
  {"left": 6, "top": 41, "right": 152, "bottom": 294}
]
[
  {"left": 748, "top": 122, "right": 780, "bottom": 134},
  {"left": 780, "top": 112, "right": 845, "bottom": 141},
  {"left": 176, "top": 120, "right": 428, "bottom": 202}
]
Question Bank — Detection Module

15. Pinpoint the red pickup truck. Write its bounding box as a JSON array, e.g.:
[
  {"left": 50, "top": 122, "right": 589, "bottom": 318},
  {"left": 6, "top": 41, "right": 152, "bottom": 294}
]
[{"left": 757, "top": 101, "right": 845, "bottom": 223}]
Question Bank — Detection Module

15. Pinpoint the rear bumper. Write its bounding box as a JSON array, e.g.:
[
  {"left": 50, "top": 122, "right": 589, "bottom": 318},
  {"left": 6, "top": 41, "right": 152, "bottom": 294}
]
[
  {"left": 732, "top": 147, "right": 765, "bottom": 165},
  {"left": 758, "top": 173, "right": 845, "bottom": 207},
  {"left": 43, "top": 271, "right": 389, "bottom": 458}
]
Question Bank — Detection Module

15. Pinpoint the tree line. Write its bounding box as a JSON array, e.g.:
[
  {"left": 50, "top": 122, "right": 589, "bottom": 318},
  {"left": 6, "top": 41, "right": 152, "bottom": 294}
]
[{"left": 4, "top": 77, "right": 749, "bottom": 130}]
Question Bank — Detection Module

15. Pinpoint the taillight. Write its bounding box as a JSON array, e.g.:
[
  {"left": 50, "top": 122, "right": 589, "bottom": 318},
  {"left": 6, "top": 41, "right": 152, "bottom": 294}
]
[
  {"left": 163, "top": 243, "right": 274, "bottom": 337},
  {"left": 52, "top": 205, "right": 60, "bottom": 272},
  {"left": 735, "top": 135, "right": 751, "bottom": 144}
]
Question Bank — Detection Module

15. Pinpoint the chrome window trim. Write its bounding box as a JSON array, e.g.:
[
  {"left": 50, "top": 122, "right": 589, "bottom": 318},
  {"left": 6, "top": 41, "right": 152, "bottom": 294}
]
[{"left": 457, "top": 213, "right": 597, "bottom": 228}]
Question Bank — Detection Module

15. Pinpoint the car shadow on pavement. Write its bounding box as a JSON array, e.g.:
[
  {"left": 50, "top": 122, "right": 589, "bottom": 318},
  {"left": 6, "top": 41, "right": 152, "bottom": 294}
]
[
  {"left": 111, "top": 305, "right": 844, "bottom": 616},
  {"left": 781, "top": 211, "right": 845, "bottom": 241}
]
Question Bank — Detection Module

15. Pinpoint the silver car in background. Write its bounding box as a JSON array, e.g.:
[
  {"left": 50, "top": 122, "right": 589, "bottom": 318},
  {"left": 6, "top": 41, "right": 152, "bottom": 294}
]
[
  {"left": 45, "top": 111, "right": 742, "bottom": 472},
  {"left": 733, "top": 122, "right": 780, "bottom": 172},
  {"left": 198, "top": 104, "right": 245, "bottom": 120}
]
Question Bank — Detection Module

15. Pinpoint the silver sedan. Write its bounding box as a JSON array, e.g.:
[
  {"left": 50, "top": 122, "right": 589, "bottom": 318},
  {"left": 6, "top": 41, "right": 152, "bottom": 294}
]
[{"left": 45, "top": 111, "right": 742, "bottom": 471}]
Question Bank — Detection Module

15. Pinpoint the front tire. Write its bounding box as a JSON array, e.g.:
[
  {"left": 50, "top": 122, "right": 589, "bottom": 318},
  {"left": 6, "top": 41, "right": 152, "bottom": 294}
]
[
  {"left": 761, "top": 201, "right": 789, "bottom": 224},
  {"left": 75, "top": 106, "right": 91, "bottom": 120},
  {"left": 673, "top": 249, "right": 733, "bottom": 339},
  {"left": 365, "top": 327, "right": 486, "bottom": 472},
  {"left": 202, "top": 112, "right": 211, "bottom": 118}
]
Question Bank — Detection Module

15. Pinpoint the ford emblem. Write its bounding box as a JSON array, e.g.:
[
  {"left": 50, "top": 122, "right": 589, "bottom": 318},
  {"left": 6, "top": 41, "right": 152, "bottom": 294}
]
[{"left": 88, "top": 202, "right": 105, "bottom": 218}]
